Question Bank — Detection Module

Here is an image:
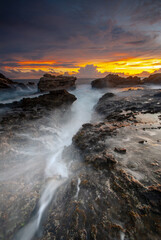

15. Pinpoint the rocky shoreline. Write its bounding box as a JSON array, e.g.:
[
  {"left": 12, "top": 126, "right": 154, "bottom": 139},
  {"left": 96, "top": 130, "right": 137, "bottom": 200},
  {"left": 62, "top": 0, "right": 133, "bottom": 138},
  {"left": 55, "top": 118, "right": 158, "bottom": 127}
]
[
  {"left": 41, "top": 88, "right": 161, "bottom": 240},
  {"left": 0, "top": 73, "right": 161, "bottom": 240},
  {"left": 91, "top": 73, "right": 161, "bottom": 88}
]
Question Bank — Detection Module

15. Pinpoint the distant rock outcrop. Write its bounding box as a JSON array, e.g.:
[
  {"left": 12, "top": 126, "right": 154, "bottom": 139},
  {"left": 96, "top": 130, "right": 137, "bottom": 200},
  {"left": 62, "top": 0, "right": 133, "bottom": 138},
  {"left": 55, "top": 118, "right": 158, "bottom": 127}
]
[
  {"left": 143, "top": 73, "right": 161, "bottom": 84},
  {"left": 0, "top": 73, "right": 15, "bottom": 89},
  {"left": 38, "top": 74, "right": 77, "bottom": 92},
  {"left": 0, "top": 73, "right": 29, "bottom": 90},
  {"left": 91, "top": 74, "right": 141, "bottom": 88}
]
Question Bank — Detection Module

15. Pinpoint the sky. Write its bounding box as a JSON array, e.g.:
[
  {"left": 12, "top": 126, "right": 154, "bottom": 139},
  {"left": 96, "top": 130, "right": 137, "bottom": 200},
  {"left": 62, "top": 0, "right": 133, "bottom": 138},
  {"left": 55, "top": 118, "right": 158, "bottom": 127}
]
[{"left": 0, "top": 0, "right": 161, "bottom": 79}]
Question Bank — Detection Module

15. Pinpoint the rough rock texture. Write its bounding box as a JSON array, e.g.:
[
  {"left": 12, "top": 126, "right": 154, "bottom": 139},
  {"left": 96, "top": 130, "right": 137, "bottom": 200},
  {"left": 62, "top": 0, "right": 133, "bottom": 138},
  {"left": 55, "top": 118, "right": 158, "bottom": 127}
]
[
  {"left": 38, "top": 74, "right": 77, "bottom": 92},
  {"left": 41, "top": 89, "right": 161, "bottom": 240},
  {"left": 95, "top": 89, "right": 161, "bottom": 120},
  {"left": 0, "top": 89, "right": 77, "bottom": 240},
  {"left": 0, "top": 89, "right": 77, "bottom": 126},
  {"left": 91, "top": 74, "right": 141, "bottom": 88},
  {"left": 143, "top": 73, "right": 161, "bottom": 84}
]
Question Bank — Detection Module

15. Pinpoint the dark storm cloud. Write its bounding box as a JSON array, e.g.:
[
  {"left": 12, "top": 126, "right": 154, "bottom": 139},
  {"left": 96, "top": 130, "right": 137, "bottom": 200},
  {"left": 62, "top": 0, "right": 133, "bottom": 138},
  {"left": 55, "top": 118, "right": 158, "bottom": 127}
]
[
  {"left": 125, "top": 39, "right": 151, "bottom": 45},
  {"left": 131, "top": 0, "right": 161, "bottom": 24},
  {"left": 0, "top": 0, "right": 161, "bottom": 63}
]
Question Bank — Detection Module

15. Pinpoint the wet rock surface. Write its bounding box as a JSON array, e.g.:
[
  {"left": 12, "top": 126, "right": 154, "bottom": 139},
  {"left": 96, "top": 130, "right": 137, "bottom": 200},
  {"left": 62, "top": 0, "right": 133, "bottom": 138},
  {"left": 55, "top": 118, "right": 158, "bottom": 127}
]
[
  {"left": 0, "top": 86, "right": 161, "bottom": 240},
  {"left": 38, "top": 74, "right": 77, "bottom": 92},
  {"left": 0, "top": 89, "right": 76, "bottom": 126},
  {"left": 41, "top": 88, "right": 161, "bottom": 240},
  {"left": 0, "top": 89, "right": 77, "bottom": 240},
  {"left": 95, "top": 89, "right": 161, "bottom": 121}
]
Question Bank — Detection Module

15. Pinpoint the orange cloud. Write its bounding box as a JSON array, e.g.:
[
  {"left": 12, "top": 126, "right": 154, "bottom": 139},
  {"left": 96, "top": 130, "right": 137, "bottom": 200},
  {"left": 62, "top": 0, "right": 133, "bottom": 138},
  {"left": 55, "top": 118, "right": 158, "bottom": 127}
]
[
  {"left": 1, "top": 57, "right": 161, "bottom": 78},
  {"left": 17, "top": 60, "right": 56, "bottom": 65}
]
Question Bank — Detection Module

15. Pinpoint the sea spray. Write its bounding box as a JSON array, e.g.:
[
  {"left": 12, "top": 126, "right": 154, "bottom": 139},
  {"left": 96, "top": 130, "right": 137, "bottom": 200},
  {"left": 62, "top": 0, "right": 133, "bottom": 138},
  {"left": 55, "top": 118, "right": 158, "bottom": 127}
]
[{"left": 13, "top": 84, "right": 103, "bottom": 240}]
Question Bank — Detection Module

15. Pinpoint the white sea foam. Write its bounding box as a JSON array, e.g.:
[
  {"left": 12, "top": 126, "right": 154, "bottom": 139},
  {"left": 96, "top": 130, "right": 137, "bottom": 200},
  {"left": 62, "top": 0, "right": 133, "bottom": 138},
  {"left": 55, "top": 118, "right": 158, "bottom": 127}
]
[{"left": 12, "top": 84, "right": 103, "bottom": 240}]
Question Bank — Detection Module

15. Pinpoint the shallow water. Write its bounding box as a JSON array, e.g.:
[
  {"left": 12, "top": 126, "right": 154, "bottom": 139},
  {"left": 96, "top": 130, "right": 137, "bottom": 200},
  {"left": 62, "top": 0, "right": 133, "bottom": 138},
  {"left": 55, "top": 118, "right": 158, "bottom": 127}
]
[
  {"left": 1, "top": 81, "right": 161, "bottom": 239},
  {"left": 0, "top": 86, "right": 39, "bottom": 104},
  {"left": 0, "top": 84, "right": 103, "bottom": 240}
]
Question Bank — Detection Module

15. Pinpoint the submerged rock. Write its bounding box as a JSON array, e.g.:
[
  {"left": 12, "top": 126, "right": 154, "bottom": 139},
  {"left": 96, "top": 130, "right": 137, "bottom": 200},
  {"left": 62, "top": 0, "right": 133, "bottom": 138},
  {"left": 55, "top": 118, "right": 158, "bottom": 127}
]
[
  {"left": 38, "top": 74, "right": 77, "bottom": 92},
  {"left": 91, "top": 74, "right": 141, "bottom": 88}
]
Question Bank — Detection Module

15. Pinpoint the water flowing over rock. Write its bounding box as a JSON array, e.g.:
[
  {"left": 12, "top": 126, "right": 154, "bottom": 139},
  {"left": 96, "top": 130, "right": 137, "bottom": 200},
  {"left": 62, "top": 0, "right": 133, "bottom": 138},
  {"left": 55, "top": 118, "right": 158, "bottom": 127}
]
[
  {"left": 41, "top": 88, "right": 161, "bottom": 240},
  {"left": 91, "top": 74, "right": 142, "bottom": 88},
  {"left": 38, "top": 74, "right": 77, "bottom": 92},
  {"left": 1, "top": 84, "right": 161, "bottom": 240}
]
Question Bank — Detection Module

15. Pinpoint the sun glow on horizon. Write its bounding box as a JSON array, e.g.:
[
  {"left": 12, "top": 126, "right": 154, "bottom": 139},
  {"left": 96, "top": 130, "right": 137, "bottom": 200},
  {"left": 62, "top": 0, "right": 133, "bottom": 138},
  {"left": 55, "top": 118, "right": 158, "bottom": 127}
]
[
  {"left": 95, "top": 58, "right": 161, "bottom": 75},
  {"left": 2, "top": 58, "right": 161, "bottom": 77}
]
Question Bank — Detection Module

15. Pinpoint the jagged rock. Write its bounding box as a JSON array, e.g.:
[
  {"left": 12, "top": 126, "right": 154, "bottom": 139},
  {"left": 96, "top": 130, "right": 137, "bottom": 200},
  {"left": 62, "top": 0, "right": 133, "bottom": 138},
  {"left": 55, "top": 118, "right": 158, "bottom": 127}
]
[
  {"left": 91, "top": 74, "right": 141, "bottom": 88},
  {"left": 0, "top": 90, "right": 77, "bottom": 125},
  {"left": 18, "top": 89, "right": 77, "bottom": 110},
  {"left": 143, "top": 73, "right": 161, "bottom": 84},
  {"left": 0, "top": 73, "right": 30, "bottom": 90},
  {"left": 0, "top": 73, "right": 15, "bottom": 89},
  {"left": 95, "top": 89, "right": 161, "bottom": 120},
  {"left": 42, "top": 89, "right": 161, "bottom": 239},
  {"left": 85, "top": 151, "right": 117, "bottom": 168},
  {"left": 38, "top": 74, "right": 77, "bottom": 92}
]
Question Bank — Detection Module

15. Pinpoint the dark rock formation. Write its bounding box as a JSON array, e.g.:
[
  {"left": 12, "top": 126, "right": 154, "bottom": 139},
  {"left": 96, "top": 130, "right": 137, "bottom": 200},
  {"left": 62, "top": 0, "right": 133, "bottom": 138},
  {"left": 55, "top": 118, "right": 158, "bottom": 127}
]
[
  {"left": 0, "top": 73, "right": 15, "bottom": 89},
  {"left": 0, "top": 73, "right": 30, "bottom": 90},
  {"left": 16, "top": 89, "right": 76, "bottom": 110},
  {"left": 27, "top": 81, "right": 35, "bottom": 85},
  {"left": 40, "top": 88, "right": 161, "bottom": 240},
  {"left": 38, "top": 74, "right": 77, "bottom": 92},
  {"left": 1, "top": 86, "right": 161, "bottom": 240},
  {"left": 0, "top": 90, "right": 77, "bottom": 125},
  {"left": 95, "top": 90, "right": 161, "bottom": 120},
  {"left": 91, "top": 74, "right": 141, "bottom": 88},
  {"left": 0, "top": 88, "right": 77, "bottom": 240},
  {"left": 143, "top": 73, "right": 161, "bottom": 84}
]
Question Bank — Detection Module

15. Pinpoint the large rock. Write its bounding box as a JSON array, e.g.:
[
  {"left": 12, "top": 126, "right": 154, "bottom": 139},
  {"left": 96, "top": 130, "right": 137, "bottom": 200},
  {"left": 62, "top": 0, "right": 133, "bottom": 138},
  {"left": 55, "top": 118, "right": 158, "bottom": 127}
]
[
  {"left": 0, "top": 89, "right": 77, "bottom": 125},
  {"left": 18, "top": 89, "right": 77, "bottom": 110},
  {"left": 91, "top": 74, "right": 141, "bottom": 88},
  {"left": 143, "top": 73, "right": 161, "bottom": 84},
  {"left": 0, "top": 73, "right": 15, "bottom": 89},
  {"left": 95, "top": 89, "right": 161, "bottom": 120},
  {"left": 38, "top": 74, "right": 77, "bottom": 92}
]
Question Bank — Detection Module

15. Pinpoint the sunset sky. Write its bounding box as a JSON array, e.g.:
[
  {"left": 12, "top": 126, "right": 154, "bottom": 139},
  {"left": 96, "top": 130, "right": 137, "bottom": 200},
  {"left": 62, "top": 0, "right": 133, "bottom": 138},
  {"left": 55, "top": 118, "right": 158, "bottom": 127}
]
[{"left": 1, "top": 0, "right": 161, "bottom": 79}]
